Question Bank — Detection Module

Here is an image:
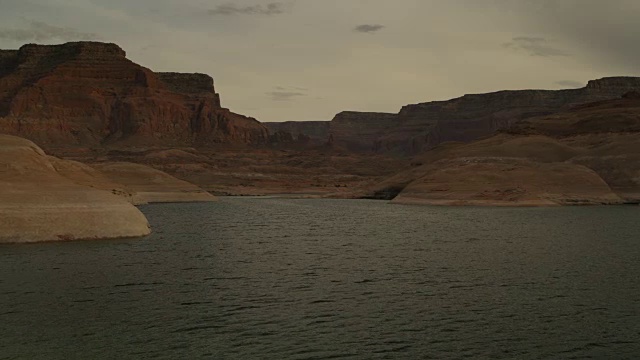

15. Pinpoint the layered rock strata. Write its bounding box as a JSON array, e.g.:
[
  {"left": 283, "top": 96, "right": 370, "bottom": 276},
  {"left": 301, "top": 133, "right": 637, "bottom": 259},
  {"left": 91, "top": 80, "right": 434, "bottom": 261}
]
[
  {"left": 368, "top": 93, "right": 640, "bottom": 206},
  {"left": 327, "top": 77, "right": 640, "bottom": 154},
  {"left": 0, "top": 42, "right": 268, "bottom": 149},
  {"left": 0, "top": 134, "right": 150, "bottom": 243}
]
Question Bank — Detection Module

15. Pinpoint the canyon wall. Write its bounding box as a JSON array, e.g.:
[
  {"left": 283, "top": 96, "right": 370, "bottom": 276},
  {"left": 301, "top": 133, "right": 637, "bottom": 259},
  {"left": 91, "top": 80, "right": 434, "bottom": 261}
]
[
  {"left": 368, "top": 92, "right": 640, "bottom": 205},
  {"left": 325, "top": 77, "right": 640, "bottom": 155},
  {"left": 264, "top": 121, "right": 330, "bottom": 145},
  {"left": 0, "top": 42, "right": 268, "bottom": 149}
]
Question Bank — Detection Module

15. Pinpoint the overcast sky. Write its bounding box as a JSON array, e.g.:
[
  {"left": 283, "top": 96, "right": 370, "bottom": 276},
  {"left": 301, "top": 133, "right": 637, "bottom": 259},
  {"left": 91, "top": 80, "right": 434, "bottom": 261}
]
[{"left": 0, "top": 0, "right": 639, "bottom": 121}]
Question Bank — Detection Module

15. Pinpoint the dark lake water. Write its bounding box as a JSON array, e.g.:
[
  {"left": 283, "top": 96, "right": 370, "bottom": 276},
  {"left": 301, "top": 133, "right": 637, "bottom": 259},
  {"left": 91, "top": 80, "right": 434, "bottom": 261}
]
[{"left": 1, "top": 198, "right": 639, "bottom": 359}]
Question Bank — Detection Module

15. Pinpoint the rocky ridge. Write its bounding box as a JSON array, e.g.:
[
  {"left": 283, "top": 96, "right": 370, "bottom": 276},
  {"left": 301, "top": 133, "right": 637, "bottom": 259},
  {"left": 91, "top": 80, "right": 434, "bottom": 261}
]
[
  {"left": 0, "top": 134, "right": 150, "bottom": 243},
  {"left": 265, "top": 121, "right": 330, "bottom": 146},
  {"left": 324, "top": 77, "right": 640, "bottom": 154},
  {"left": 0, "top": 42, "right": 268, "bottom": 149},
  {"left": 368, "top": 93, "right": 640, "bottom": 206}
]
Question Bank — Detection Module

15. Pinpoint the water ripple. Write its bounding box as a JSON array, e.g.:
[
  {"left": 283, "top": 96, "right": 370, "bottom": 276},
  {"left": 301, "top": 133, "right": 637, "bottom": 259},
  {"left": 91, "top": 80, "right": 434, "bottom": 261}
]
[{"left": 0, "top": 199, "right": 639, "bottom": 359}]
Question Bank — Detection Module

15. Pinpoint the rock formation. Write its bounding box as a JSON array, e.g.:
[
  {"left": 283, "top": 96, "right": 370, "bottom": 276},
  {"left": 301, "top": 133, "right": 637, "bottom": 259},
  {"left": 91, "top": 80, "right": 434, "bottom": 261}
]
[
  {"left": 368, "top": 93, "right": 640, "bottom": 206},
  {"left": 265, "top": 121, "right": 330, "bottom": 146},
  {"left": 3, "top": 41, "right": 639, "bottom": 205},
  {"left": 91, "top": 161, "right": 217, "bottom": 203},
  {"left": 0, "top": 42, "right": 268, "bottom": 149},
  {"left": 47, "top": 156, "right": 139, "bottom": 203},
  {"left": 328, "top": 112, "right": 399, "bottom": 152},
  {"left": 49, "top": 154, "right": 216, "bottom": 204},
  {"left": 326, "top": 77, "right": 640, "bottom": 154},
  {"left": 0, "top": 134, "right": 150, "bottom": 243},
  {"left": 95, "top": 146, "right": 408, "bottom": 198}
]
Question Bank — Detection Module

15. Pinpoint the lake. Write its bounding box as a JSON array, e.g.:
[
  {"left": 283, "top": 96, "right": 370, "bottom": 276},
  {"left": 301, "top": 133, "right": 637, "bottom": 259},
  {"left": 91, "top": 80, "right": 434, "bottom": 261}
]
[{"left": 1, "top": 198, "right": 639, "bottom": 359}]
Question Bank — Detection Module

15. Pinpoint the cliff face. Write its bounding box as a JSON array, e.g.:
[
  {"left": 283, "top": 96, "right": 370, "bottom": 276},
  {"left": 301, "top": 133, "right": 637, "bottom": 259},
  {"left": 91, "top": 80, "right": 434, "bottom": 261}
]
[
  {"left": 156, "top": 72, "right": 222, "bottom": 107},
  {"left": 328, "top": 112, "right": 398, "bottom": 152},
  {"left": 369, "top": 92, "right": 640, "bottom": 205},
  {"left": 327, "top": 77, "right": 640, "bottom": 155},
  {"left": 264, "top": 121, "right": 330, "bottom": 145},
  {"left": 0, "top": 42, "right": 268, "bottom": 148}
]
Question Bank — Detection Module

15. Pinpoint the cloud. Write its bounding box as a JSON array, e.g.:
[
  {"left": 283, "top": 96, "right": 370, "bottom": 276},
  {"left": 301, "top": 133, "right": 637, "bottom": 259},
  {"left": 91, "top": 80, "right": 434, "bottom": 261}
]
[
  {"left": 353, "top": 24, "right": 385, "bottom": 33},
  {"left": 503, "top": 36, "right": 568, "bottom": 57},
  {"left": 0, "top": 21, "right": 99, "bottom": 42},
  {"left": 555, "top": 80, "right": 584, "bottom": 88},
  {"left": 208, "top": 2, "right": 286, "bottom": 16},
  {"left": 267, "top": 91, "right": 306, "bottom": 101},
  {"left": 267, "top": 86, "right": 307, "bottom": 101},
  {"left": 276, "top": 85, "right": 307, "bottom": 91},
  {"left": 492, "top": 1, "right": 640, "bottom": 72}
]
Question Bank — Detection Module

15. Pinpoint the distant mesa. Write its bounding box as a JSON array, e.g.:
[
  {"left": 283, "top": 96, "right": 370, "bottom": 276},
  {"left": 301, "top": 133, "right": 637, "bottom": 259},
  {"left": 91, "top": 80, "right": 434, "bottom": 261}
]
[
  {"left": 323, "top": 77, "right": 640, "bottom": 154},
  {"left": 264, "top": 121, "right": 330, "bottom": 146},
  {"left": 266, "top": 77, "right": 640, "bottom": 155}
]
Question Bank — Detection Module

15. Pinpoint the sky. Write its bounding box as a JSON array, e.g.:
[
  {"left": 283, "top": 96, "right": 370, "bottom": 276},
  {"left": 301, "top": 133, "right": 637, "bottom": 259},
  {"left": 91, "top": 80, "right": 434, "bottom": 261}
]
[{"left": 0, "top": 0, "right": 639, "bottom": 122}]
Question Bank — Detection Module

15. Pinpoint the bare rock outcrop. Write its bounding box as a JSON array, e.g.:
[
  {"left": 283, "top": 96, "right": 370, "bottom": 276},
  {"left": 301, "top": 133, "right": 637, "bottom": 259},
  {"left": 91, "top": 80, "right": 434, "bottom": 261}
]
[
  {"left": 91, "top": 161, "right": 217, "bottom": 204},
  {"left": 328, "top": 77, "right": 640, "bottom": 155},
  {"left": 0, "top": 42, "right": 268, "bottom": 149},
  {"left": 392, "top": 157, "right": 622, "bottom": 206},
  {"left": 0, "top": 134, "right": 150, "bottom": 243},
  {"left": 265, "top": 121, "right": 330, "bottom": 146},
  {"left": 369, "top": 93, "right": 640, "bottom": 206}
]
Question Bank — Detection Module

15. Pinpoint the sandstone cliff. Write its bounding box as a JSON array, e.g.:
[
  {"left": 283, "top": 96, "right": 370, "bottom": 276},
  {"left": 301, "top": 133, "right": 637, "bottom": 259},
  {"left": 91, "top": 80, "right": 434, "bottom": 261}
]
[
  {"left": 327, "top": 77, "right": 640, "bottom": 154},
  {"left": 0, "top": 42, "right": 268, "bottom": 149},
  {"left": 368, "top": 93, "right": 640, "bottom": 206},
  {"left": 265, "top": 121, "right": 330, "bottom": 146},
  {"left": 0, "top": 134, "right": 150, "bottom": 243}
]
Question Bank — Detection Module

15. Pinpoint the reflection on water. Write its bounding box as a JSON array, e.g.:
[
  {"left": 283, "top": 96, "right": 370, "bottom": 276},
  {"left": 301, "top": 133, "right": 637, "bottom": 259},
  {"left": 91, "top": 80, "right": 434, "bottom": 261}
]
[{"left": 1, "top": 199, "right": 639, "bottom": 359}]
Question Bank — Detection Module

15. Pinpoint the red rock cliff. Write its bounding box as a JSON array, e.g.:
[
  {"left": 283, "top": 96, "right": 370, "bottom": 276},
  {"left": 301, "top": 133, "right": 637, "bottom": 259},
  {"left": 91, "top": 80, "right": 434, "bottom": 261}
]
[
  {"left": 264, "top": 121, "right": 330, "bottom": 146},
  {"left": 0, "top": 42, "right": 268, "bottom": 148},
  {"left": 327, "top": 77, "right": 640, "bottom": 155}
]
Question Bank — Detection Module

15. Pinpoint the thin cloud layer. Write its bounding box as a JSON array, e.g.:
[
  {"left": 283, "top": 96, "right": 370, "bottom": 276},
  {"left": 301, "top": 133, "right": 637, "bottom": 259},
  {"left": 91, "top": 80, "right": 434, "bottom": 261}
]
[
  {"left": 267, "top": 91, "right": 306, "bottom": 101},
  {"left": 503, "top": 36, "right": 568, "bottom": 57},
  {"left": 495, "top": 0, "right": 640, "bottom": 72},
  {"left": 208, "top": 2, "right": 286, "bottom": 16},
  {"left": 267, "top": 86, "right": 307, "bottom": 101},
  {"left": 353, "top": 24, "right": 385, "bottom": 33},
  {"left": 276, "top": 86, "right": 308, "bottom": 91},
  {"left": 0, "top": 21, "right": 99, "bottom": 42}
]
